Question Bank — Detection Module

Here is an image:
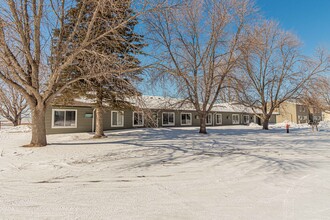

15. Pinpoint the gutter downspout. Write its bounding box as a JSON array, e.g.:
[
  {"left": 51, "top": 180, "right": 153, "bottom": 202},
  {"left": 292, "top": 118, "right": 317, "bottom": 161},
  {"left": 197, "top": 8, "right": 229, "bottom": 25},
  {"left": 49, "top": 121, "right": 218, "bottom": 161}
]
[{"left": 92, "top": 108, "right": 96, "bottom": 133}]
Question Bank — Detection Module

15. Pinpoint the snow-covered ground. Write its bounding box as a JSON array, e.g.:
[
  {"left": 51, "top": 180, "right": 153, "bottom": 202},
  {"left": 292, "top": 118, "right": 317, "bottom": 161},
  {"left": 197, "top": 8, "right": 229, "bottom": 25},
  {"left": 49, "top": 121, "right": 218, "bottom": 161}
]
[{"left": 1, "top": 124, "right": 330, "bottom": 219}]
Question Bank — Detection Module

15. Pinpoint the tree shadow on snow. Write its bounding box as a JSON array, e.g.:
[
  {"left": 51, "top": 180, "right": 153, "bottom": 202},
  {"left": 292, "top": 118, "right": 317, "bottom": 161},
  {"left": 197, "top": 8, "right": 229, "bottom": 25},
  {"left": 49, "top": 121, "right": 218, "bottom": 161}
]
[{"left": 50, "top": 127, "right": 329, "bottom": 176}]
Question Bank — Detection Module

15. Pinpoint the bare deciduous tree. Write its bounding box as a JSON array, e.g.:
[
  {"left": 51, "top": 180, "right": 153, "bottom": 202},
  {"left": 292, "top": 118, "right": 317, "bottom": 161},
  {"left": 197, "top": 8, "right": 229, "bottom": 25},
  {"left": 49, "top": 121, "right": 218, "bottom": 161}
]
[
  {"left": 234, "top": 21, "right": 330, "bottom": 129},
  {"left": 301, "top": 76, "right": 330, "bottom": 111},
  {"left": 0, "top": 0, "right": 162, "bottom": 146},
  {"left": 145, "top": 0, "right": 255, "bottom": 133},
  {"left": 0, "top": 82, "right": 28, "bottom": 126}
]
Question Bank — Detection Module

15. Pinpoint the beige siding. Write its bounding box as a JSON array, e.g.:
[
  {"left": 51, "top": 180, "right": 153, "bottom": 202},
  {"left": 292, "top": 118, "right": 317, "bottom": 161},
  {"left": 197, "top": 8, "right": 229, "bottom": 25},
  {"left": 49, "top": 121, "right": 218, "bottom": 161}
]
[
  {"left": 276, "top": 102, "right": 298, "bottom": 123},
  {"left": 323, "top": 112, "right": 330, "bottom": 121},
  {"left": 276, "top": 102, "right": 317, "bottom": 124}
]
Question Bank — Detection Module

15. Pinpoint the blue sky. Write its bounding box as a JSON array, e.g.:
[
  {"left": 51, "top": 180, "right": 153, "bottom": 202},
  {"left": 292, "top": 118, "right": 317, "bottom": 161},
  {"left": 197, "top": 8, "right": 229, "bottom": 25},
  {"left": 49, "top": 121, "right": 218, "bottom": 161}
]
[
  {"left": 139, "top": 0, "right": 330, "bottom": 95},
  {"left": 256, "top": 0, "right": 330, "bottom": 55}
]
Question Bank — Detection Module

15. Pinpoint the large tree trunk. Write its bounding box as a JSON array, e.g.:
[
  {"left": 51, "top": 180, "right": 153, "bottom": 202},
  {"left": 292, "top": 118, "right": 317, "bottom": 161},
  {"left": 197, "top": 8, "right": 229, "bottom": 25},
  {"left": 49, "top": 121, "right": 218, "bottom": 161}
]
[
  {"left": 28, "top": 106, "right": 47, "bottom": 147},
  {"left": 12, "top": 119, "right": 19, "bottom": 127},
  {"left": 94, "top": 107, "right": 106, "bottom": 138},
  {"left": 199, "top": 113, "right": 207, "bottom": 134},
  {"left": 262, "top": 116, "right": 270, "bottom": 130}
]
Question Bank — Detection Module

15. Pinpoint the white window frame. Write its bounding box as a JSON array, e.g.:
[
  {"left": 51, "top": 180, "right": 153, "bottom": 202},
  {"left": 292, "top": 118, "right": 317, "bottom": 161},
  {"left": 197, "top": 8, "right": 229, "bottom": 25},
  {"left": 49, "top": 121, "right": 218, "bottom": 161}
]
[
  {"left": 51, "top": 109, "right": 77, "bottom": 129},
  {"left": 111, "top": 110, "right": 124, "bottom": 127},
  {"left": 215, "top": 114, "right": 222, "bottom": 125},
  {"left": 243, "top": 115, "right": 250, "bottom": 124},
  {"left": 162, "top": 112, "right": 175, "bottom": 126},
  {"left": 232, "top": 114, "right": 240, "bottom": 125},
  {"left": 206, "top": 113, "right": 212, "bottom": 125},
  {"left": 181, "top": 113, "right": 192, "bottom": 126},
  {"left": 132, "top": 111, "right": 144, "bottom": 127}
]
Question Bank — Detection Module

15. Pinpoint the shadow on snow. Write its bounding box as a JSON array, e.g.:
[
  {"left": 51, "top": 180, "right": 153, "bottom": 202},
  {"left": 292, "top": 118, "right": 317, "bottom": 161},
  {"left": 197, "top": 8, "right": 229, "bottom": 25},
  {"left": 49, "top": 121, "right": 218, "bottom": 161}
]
[{"left": 49, "top": 127, "right": 329, "bottom": 176}]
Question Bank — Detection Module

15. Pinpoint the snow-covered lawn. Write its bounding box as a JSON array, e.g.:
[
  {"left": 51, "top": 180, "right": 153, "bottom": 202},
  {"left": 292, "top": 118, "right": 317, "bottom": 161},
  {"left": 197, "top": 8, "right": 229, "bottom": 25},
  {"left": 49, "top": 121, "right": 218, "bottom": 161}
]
[{"left": 1, "top": 124, "right": 330, "bottom": 219}]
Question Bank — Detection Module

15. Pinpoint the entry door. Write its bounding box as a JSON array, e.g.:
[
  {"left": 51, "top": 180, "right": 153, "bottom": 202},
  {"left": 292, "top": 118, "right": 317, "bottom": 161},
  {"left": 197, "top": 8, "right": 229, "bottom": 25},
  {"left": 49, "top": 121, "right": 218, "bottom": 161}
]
[
  {"left": 243, "top": 115, "right": 249, "bottom": 125},
  {"left": 232, "top": 114, "right": 239, "bottom": 124}
]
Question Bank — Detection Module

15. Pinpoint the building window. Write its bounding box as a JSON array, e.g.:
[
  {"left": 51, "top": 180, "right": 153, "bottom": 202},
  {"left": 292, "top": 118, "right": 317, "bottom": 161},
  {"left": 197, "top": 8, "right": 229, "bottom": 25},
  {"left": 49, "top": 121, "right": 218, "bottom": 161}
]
[
  {"left": 111, "top": 111, "right": 124, "bottom": 127},
  {"left": 162, "top": 112, "right": 175, "bottom": 126},
  {"left": 181, "top": 113, "right": 192, "bottom": 125},
  {"left": 215, "top": 114, "right": 222, "bottom": 125},
  {"left": 232, "top": 114, "right": 239, "bottom": 124},
  {"left": 133, "top": 112, "right": 144, "bottom": 127},
  {"left": 206, "top": 113, "right": 212, "bottom": 125},
  {"left": 52, "top": 109, "right": 77, "bottom": 128},
  {"left": 313, "top": 116, "right": 318, "bottom": 121},
  {"left": 243, "top": 115, "right": 250, "bottom": 124}
]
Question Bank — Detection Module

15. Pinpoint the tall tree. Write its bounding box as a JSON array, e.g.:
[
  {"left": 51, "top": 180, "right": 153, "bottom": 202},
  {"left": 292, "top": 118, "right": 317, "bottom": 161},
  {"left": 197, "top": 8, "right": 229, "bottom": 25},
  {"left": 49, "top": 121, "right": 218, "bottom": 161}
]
[
  {"left": 145, "top": 0, "right": 255, "bottom": 134},
  {"left": 54, "top": 0, "right": 144, "bottom": 138},
  {"left": 234, "top": 21, "right": 330, "bottom": 129},
  {"left": 0, "top": 0, "right": 160, "bottom": 146}
]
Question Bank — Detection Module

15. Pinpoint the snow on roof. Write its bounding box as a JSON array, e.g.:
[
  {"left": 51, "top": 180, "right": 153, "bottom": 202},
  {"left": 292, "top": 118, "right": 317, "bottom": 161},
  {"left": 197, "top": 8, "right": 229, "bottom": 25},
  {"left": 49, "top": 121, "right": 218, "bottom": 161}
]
[
  {"left": 212, "top": 103, "right": 262, "bottom": 114},
  {"left": 132, "top": 96, "right": 197, "bottom": 111},
  {"left": 68, "top": 95, "right": 274, "bottom": 114},
  {"left": 72, "top": 97, "right": 96, "bottom": 105},
  {"left": 138, "top": 96, "right": 264, "bottom": 114}
]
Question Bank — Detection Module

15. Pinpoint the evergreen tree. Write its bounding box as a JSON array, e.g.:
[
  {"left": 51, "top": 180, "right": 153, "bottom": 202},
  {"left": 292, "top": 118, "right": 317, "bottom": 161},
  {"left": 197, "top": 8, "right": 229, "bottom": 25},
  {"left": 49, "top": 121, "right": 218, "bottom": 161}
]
[{"left": 53, "top": 0, "right": 145, "bottom": 138}]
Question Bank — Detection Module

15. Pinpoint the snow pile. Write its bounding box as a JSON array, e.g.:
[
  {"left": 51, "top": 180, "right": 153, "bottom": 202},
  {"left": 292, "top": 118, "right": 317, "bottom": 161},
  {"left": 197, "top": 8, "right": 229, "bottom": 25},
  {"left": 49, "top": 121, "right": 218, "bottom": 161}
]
[
  {"left": 248, "top": 122, "right": 261, "bottom": 128},
  {"left": 270, "top": 120, "right": 309, "bottom": 129},
  {"left": 0, "top": 125, "right": 31, "bottom": 133},
  {"left": 318, "top": 121, "right": 330, "bottom": 130}
]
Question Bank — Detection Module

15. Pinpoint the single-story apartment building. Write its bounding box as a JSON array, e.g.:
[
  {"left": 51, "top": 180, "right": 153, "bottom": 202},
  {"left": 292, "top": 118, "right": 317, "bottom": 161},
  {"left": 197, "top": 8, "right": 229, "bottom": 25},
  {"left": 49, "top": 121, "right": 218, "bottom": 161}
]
[{"left": 45, "top": 96, "right": 276, "bottom": 135}]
